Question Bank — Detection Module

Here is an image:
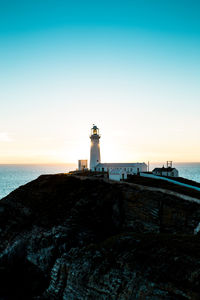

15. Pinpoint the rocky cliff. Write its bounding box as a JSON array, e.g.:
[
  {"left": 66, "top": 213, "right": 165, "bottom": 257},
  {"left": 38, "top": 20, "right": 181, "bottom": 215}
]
[{"left": 1, "top": 174, "right": 200, "bottom": 299}]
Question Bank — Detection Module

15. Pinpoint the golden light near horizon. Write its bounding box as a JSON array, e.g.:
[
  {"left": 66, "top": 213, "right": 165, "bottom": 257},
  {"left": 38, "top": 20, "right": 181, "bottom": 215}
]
[{"left": 0, "top": 116, "right": 200, "bottom": 164}]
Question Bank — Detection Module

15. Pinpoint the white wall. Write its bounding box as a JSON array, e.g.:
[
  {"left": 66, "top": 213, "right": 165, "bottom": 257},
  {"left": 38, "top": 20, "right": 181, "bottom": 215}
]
[
  {"left": 78, "top": 160, "right": 88, "bottom": 170},
  {"left": 93, "top": 164, "right": 147, "bottom": 174},
  {"left": 90, "top": 136, "right": 101, "bottom": 169},
  {"left": 109, "top": 173, "right": 127, "bottom": 181},
  {"left": 153, "top": 169, "right": 179, "bottom": 177}
]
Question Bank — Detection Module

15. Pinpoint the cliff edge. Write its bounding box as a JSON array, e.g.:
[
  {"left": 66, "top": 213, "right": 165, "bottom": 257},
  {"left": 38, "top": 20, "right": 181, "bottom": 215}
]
[{"left": 1, "top": 174, "right": 200, "bottom": 299}]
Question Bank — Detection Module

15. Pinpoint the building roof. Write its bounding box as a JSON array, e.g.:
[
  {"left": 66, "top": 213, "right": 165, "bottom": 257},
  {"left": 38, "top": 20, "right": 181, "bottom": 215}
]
[
  {"left": 153, "top": 167, "right": 176, "bottom": 172},
  {"left": 96, "top": 162, "right": 146, "bottom": 168}
]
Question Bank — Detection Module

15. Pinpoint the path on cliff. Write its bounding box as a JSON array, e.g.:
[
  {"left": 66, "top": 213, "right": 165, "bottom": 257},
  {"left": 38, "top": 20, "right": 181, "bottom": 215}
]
[
  {"left": 77, "top": 175, "right": 200, "bottom": 204},
  {"left": 125, "top": 181, "right": 200, "bottom": 204}
]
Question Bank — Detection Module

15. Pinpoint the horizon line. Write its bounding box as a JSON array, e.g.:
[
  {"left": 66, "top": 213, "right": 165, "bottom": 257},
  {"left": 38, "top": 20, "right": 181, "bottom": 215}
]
[{"left": 0, "top": 161, "right": 199, "bottom": 165}]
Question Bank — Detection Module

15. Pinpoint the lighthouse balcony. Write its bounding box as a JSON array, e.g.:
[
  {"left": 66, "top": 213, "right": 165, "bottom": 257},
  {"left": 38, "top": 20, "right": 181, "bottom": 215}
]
[{"left": 90, "top": 134, "right": 101, "bottom": 139}]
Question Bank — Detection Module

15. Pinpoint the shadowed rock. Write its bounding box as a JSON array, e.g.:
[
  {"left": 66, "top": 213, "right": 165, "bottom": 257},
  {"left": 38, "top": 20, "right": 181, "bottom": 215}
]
[{"left": 0, "top": 174, "right": 200, "bottom": 299}]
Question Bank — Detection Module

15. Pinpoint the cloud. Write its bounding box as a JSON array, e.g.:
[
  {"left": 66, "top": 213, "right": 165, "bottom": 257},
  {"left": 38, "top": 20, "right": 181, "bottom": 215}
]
[{"left": 0, "top": 133, "right": 13, "bottom": 142}]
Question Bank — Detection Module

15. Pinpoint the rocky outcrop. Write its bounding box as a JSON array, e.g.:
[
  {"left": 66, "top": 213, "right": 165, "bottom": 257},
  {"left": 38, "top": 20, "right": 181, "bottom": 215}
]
[
  {"left": 0, "top": 174, "right": 200, "bottom": 299},
  {"left": 43, "top": 234, "right": 200, "bottom": 300}
]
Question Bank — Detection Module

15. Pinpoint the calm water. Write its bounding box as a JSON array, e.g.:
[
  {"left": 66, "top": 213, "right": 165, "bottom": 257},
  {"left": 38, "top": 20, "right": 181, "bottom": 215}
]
[
  {"left": 0, "top": 163, "right": 200, "bottom": 199},
  {"left": 0, "top": 164, "right": 76, "bottom": 199},
  {"left": 150, "top": 163, "right": 200, "bottom": 183}
]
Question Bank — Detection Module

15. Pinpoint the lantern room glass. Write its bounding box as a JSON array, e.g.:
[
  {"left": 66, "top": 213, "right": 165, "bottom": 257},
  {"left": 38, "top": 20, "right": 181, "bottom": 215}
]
[{"left": 91, "top": 125, "right": 99, "bottom": 136}]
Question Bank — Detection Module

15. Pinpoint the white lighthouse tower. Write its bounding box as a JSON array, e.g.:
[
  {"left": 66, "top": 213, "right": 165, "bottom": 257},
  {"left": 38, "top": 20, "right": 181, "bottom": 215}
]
[{"left": 90, "top": 124, "right": 101, "bottom": 170}]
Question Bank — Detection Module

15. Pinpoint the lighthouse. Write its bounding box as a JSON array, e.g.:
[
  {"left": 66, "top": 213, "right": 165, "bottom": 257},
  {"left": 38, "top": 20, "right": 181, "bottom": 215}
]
[{"left": 90, "top": 124, "right": 101, "bottom": 170}]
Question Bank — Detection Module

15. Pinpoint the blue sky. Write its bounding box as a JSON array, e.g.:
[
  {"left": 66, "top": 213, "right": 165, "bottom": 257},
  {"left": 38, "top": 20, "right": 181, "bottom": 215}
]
[{"left": 0, "top": 0, "right": 200, "bottom": 163}]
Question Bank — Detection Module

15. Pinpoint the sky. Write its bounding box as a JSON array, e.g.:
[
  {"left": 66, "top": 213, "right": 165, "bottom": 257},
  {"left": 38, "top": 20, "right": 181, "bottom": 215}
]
[{"left": 0, "top": 0, "right": 200, "bottom": 164}]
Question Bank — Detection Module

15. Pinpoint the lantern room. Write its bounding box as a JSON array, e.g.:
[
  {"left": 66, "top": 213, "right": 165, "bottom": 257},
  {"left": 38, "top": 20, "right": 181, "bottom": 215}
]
[{"left": 90, "top": 124, "right": 100, "bottom": 137}]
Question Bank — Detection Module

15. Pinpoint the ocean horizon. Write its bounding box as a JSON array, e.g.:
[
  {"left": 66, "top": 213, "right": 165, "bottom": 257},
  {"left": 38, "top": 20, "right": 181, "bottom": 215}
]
[
  {"left": 0, "top": 163, "right": 76, "bottom": 200},
  {"left": 0, "top": 162, "right": 200, "bottom": 199}
]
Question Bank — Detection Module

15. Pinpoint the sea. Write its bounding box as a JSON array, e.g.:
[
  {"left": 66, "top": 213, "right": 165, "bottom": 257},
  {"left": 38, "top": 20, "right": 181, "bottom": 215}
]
[
  {"left": 0, "top": 163, "right": 200, "bottom": 200},
  {"left": 0, "top": 164, "right": 76, "bottom": 200}
]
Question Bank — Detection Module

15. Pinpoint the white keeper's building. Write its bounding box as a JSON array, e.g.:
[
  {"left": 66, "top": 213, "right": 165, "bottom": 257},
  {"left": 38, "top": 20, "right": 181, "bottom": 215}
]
[
  {"left": 94, "top": 162, "right": 147, "bottom": 174},
  {"left": 152, "top": 167, "right": 179, "bottom": 178},
  {"left": 89, "top": 124, "right": 147, "bottom": 180},
  {"left": 109, "top": 168, "right": 128, "bottom": 181}
]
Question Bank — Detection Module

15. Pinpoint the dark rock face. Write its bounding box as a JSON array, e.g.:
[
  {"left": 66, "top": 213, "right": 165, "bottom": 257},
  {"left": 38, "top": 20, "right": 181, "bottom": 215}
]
[{"left": 0, "top": 174, "right": 200, "bottom": 299}]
